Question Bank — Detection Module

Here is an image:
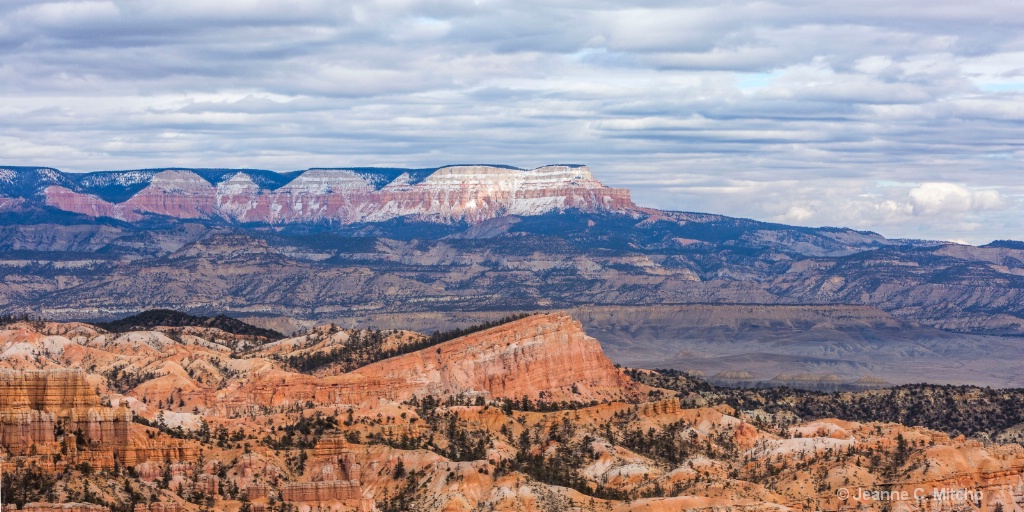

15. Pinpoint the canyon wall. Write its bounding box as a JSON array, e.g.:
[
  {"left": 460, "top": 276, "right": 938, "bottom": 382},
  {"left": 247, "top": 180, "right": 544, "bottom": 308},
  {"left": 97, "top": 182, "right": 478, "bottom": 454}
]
[{"left": 0, "top": 369, "right": 130, "bottom": 456}]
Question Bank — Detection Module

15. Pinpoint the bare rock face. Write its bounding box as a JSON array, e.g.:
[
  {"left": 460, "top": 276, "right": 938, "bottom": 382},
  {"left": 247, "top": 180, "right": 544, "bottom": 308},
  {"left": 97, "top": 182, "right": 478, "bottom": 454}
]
[
  {"left": 0, "top": 369, "right": 130, "bottom": 456},
  {"left": 23, "top": 504, "right": 110, "bottom": 512},
  {"left": 133, "top": 504, "right": 183, "bottom": 512},
  {"left": 40, "top": 165, "right": 634, "bottom": 224},
  {"left": 346, "top": 312, "right": 642, "bottom": 401},
  {"left": 0, "top": 368, "right": 101, "bottom": 411},
  {"left": 42, "top": 186, "right": 130, "bottom": 220},
  {"left": 279, "top": 480, "right": 362, "bottom": 503},
  {"left": 239, "top": 313, "right": 645, "bottom": 406},
  {"left": 120, "top": 430, "right": 198, "bottom": 467},
  {"left": 241, "top": 444, "right": 366, "bottom": 507}
]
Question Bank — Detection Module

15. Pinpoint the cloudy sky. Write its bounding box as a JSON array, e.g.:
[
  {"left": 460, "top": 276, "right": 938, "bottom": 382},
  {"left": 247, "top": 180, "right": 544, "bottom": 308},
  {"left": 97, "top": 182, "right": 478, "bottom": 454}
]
[{"left": 1, "top": 0, "right": 1022, "bottom": 243}]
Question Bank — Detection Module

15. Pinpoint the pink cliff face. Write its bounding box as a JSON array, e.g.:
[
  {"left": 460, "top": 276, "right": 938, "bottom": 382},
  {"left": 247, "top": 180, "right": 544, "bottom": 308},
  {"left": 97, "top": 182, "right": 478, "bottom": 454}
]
[
  {"left": 237, "top": 312, "right": 646, "bottom": 407},
  {"left": 41, "top": 165, "right": 635, "bottom": 224}
]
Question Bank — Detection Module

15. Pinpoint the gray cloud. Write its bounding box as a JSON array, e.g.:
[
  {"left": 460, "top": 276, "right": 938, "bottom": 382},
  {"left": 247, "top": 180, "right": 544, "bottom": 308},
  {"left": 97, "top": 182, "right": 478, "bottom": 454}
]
[{"left": 1, "top": 0, "right": 1023, "bottom": 243}]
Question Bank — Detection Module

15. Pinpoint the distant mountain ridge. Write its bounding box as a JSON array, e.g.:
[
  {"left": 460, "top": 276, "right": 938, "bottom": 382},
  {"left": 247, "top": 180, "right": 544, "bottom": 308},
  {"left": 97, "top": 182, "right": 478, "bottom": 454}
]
[
  {"left": 95, "top": 309, "right": 285, "bottom": 340},
  {"left": 2, "top": 162, "right": 1024, "bottom": 387},
  {"left": 0, "top": 164, "right": 633, "bottom": 224}
]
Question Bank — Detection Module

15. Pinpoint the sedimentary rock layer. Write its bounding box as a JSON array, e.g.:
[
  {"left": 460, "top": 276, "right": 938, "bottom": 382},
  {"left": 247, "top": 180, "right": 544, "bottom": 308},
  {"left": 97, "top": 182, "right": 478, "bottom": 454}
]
[
  {"left": 31, "top": 165, "right": 634, "bottom": 224},
  {"left": 0, "top": 369, "right": 130, "bottom": 455},
  {"left": 238, "top": 313, "right": 645, "bottom": 406}
]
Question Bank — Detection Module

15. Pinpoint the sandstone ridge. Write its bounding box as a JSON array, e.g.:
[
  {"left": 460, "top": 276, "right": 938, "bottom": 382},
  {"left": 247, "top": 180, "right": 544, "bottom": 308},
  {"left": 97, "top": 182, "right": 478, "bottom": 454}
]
[{"left": 239, "top": 313, "right": 646, "bottom": 406}]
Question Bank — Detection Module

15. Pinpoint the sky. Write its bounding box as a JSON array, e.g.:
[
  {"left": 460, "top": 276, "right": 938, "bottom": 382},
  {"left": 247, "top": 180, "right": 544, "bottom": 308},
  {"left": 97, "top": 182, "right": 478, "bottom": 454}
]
[{"left": 1, "top": 1, "right": 1022, "bottom": 244}]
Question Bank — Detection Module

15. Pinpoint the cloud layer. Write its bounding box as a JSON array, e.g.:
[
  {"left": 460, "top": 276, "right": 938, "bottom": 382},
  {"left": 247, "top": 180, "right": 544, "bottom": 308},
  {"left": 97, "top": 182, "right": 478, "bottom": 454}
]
[{"left": 1, "top": 0, "right": 1022, "bottom": 243}]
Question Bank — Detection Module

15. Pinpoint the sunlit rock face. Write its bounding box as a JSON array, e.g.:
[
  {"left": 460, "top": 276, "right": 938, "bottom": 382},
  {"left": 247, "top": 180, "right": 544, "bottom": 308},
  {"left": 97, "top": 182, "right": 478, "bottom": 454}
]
[
  {"left": 235, "top": 313, "right": 646, "bottom": 408},
  {"left": 0, "top": 368, "right": 130, "bottom": 456}
]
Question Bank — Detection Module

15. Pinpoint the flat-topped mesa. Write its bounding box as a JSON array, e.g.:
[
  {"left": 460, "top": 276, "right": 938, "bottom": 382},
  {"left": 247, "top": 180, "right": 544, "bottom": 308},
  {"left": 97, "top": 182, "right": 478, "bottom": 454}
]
[
  {"left": 240, "top": 313, "right": 646, "bottom": 406},
  {"left": 26, "top": 164, "right": 636, "bottom": 224}
]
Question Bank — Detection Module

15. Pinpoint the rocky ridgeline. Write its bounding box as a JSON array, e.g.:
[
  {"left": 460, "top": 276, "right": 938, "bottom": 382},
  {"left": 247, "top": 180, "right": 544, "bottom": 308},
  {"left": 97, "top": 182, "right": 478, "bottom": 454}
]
[
  {"left": 0, "top": 165, "right": 634, "bottom": 224},
  {"left": 236, "top": 313, "right": 644, "bottom": 408}
]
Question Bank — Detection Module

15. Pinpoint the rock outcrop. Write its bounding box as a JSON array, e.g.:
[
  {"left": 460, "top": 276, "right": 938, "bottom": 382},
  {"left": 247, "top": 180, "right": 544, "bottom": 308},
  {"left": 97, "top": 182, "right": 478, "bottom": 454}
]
[
  {"left": 279, "top": 480, "right": 361, "bottom": 503},
  {"left": 0, "top": 369, "right": 130, "bottom": 456},
  {"left": 22, "top": 504, "right": 110, "bottom": 512},
  {"left": 0, "top": 368, "right": 101, "bottom": 411},
  {"left": 349, "top": 312, "right": 641, "bottom": 401},
  {"left": 133, "top": 504, "right": 183, "bottom": 512},
  {"left": 238, "top": 313, "right": 645, "bottom": 406}
]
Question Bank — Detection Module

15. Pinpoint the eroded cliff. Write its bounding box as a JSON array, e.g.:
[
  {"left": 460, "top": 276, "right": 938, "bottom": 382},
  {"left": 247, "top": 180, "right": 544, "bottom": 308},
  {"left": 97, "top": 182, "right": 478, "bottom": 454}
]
[{"left": 31, "top": 165, "right": 634, "bottom": 224}]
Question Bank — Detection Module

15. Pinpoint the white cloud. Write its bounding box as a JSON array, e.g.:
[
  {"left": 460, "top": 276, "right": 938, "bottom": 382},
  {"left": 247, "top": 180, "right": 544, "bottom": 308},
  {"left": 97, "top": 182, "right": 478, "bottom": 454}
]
[
  {"left": 775, "top": 205, "right": 814, "bottom": 223},
  {"left": 0, "top": 0, "right": 1022, "bottom": 243},
  {"left": 909, "top": 182, "right": 1003, "bottom": 216}
]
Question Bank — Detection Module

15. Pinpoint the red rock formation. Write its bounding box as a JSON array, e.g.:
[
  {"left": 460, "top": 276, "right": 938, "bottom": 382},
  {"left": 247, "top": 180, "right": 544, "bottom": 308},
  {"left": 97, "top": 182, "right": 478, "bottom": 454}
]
[
  {"left": 194, "top": 473, "right": 219, "bottom": 495},
  {"left": 9, "top": 319, "right": 1024, "bottom": 511},
  {"left": 0, "top": 196, "right": 25, "bottom": 212},
  {"left": 23, "top": 504, "right": 110, "bottom": 512},
  {"left": 309, "top": 438, "right": 361, "bottom": 480},
  {"left": 0, "top": 368, "right": 101, "bottom": 410},
  {"left": 237, "top": 313, "right": 645, "bottom": 407},
  {"left": 123, "top": 170, "right": 218, "bottom": 219},
  {"left": 245, "top": 482, "right": 270, "bottom": 501},
  {"left": 41, "top": 165, "right": 635, "bottom": 224},
  {"left": 134, "top": 461, "right": 163, "bottom": 482},
  {"left": 279, "top": 479, "right": 361, "bottom": 502},
  {"left": 0, "top": 369, "right": 130, "bottom": 456},
  {"left": 120, "top": 431, "right": 199, "bottom": 467},
  {"left": 42, "top": 186, "right": 135, "bottom": 220},
  {"left": 133, "top": 504, "right": 183, "bottom": 512}
]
